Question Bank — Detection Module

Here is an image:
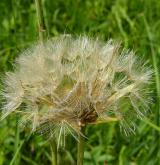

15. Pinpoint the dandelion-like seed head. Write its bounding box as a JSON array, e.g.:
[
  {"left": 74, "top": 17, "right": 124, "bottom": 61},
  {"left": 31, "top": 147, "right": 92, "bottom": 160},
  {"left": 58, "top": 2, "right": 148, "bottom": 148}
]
[{"left": 1, "top": 35, "right": 152, "bottom": 147}]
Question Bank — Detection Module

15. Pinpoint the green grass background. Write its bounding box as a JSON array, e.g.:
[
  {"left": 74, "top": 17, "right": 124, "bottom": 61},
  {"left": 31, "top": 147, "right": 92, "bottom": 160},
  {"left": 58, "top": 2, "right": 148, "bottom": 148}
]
[{"left": 0, "top": 0, "right": 160, "bottom": 164}]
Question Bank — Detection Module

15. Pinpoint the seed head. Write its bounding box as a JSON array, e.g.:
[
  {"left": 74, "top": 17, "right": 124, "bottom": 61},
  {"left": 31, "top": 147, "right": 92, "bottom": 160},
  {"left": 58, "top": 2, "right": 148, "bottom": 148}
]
[{"left": 1, "top": 35, "right": 152, "bottom": 147}]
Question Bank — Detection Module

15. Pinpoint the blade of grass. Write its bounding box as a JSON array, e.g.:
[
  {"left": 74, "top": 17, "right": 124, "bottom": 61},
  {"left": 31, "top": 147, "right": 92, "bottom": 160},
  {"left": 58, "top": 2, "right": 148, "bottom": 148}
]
[
  {"left": 143, "top": 15, "right": 160, "bottom": 162},
  {"left": 9, "top": 134, "right": 31, "bottom": 165},
  {"left": 119, "top": 146, "right": 126, "bottom": 165},
  {"left": 10, "top": 140, "right": 24, "bottom": 165},
  {"left": 14, "top": 117, "right": 20, "bottom": 165},
  {"left": 21, "top": 155, "right": 38, "bottom": 165},
  {"left": 142, "top": 118, "right": 160, "bottom": 132},
  {"left": 143, "top": 16, "right": 160, "bottom": 126}
]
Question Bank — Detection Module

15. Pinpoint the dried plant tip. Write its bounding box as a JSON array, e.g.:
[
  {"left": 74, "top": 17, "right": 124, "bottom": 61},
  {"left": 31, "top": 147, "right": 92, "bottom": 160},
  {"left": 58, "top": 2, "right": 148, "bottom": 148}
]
[{"left": 1, "top": 35, "right": 152, "bottom": 146}]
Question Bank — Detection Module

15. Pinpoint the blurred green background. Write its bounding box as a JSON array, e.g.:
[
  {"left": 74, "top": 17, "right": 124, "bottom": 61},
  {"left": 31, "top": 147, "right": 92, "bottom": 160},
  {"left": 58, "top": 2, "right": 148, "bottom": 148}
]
[{"left": 0, "top": 0, "right": 160, "bottom": 164}]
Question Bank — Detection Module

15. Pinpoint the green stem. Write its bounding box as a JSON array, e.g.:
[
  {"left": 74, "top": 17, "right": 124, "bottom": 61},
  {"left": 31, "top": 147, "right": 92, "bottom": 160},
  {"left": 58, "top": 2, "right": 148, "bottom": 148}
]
[
  {"left": 50, "top": 140, "right": 57, "bottom": 165},
  {"left": 77, "top": 127, "right": 85, "bottom": 165},
  {"left": 14, "top": 117, "right": 20, "bottom": 165},
  {"left": 34, "top": 0, "right": 46, "bottom": 41}
]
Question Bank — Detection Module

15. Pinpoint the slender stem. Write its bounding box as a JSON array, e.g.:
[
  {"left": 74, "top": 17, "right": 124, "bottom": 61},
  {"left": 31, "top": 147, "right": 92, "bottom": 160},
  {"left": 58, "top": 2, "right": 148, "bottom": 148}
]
[
  {"left": 77, "top": 127, "right": 85, "bottom": 165},
  {"left": 14, "top": 117, "right": 20, "bottom": 165},
  {"left": 50, "top": 140, "right": 57, "bottom": 165},
  {"left": 34, "top": 0, "right": 46, "bottom": 41},
  {"left": 34, "top": 0, "right": 57, "bottom": 164}
]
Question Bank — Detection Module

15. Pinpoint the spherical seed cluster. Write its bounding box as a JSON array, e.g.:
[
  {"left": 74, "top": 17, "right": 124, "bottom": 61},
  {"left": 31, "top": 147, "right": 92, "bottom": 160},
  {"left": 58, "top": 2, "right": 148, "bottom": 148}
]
[{"left": 1, "top": 35, "right": 152, "bottom": 146}]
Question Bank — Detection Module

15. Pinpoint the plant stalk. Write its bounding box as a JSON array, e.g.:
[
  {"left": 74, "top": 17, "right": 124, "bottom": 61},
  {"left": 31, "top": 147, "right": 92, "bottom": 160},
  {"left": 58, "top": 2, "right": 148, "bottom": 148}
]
[
  {"left": 50, "top": 140, "right": 57, "bottom": 165},
  {"left": 77, "top": 126, "right": 85, "bottom": 165},
  {"left": 14, "top": 117, "right": 20, "bottom": 165},
  {"left": 34, "top": 0, "right": 57, "bottom": 164},
  {"left": 34, "top": 0, "right": 46, "bottom": 41}
]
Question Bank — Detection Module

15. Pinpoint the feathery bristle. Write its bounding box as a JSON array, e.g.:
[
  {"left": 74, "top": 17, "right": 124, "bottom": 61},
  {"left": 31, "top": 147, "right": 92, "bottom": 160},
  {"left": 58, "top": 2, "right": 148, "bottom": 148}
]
[{"left": 1, "top": 35, "right": 152, "bottom": 147}]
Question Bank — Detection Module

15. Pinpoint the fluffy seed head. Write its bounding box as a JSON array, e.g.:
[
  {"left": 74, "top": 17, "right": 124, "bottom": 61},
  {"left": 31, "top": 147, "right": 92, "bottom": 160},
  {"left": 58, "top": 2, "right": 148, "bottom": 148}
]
[{"left": 1, "top": 35, "right": 152, "bottom": 146}]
